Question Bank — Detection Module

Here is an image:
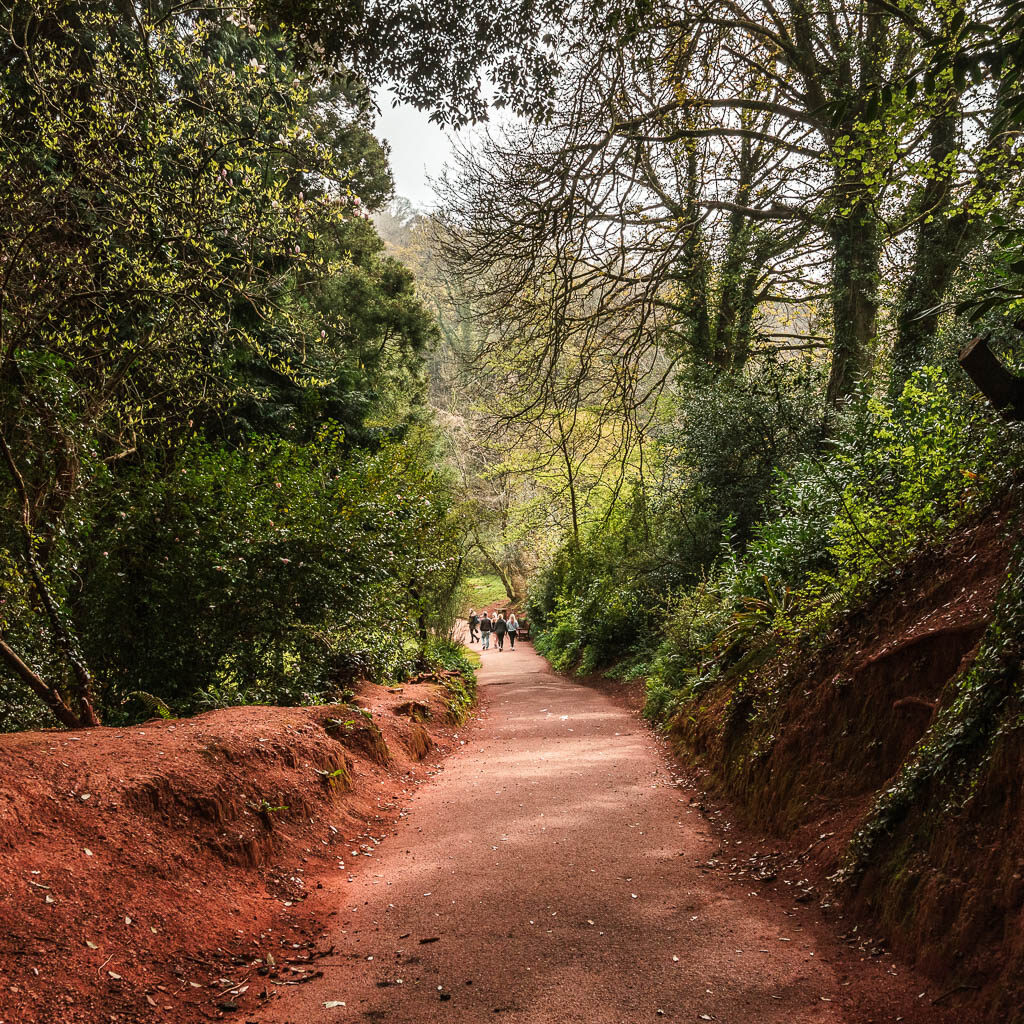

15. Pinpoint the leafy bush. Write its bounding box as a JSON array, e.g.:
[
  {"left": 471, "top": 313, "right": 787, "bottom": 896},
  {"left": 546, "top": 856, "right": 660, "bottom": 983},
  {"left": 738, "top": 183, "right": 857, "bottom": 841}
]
[
  {"left": 828, "top": 367, "right": 1011, "bottom": 587},
  {"left": 642, "top": 365, "right": 1023, "bottom": 718},
  {"left": 0, "top": 428, "right": 466, "bottom": 729},
  {"left": 528, "top": 360, "right": 826, "bottom": 678}
]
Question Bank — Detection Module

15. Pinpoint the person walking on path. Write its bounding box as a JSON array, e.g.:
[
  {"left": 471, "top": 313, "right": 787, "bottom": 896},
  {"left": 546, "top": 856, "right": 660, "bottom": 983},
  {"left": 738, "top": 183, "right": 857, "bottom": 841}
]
[
  {"left": 494, "top": 612, "right": 508, "bottom": 651},
  {"left": 479, "top": 610, "right": 492, "bottom": 650},
  {"left": 468, "top": 609, "right": 480, "bottom": 643},
  {"left": 506, "top": 612, "right": 519, "bottom": 649}
]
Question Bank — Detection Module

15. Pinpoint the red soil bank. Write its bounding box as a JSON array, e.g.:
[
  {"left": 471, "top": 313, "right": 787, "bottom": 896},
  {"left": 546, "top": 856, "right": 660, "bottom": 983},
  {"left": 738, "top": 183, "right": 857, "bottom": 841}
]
[
  {"left": 0, "top": 679, "right": 466, "bottom": 1023},
  {"left": 667, "top": 508, "right": 1022, "bottom": 1019}
]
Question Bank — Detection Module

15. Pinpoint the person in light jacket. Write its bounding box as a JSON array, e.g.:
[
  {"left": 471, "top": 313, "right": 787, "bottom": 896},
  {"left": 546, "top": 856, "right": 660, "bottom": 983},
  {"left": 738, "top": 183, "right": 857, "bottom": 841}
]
[{"left": 506, "top": 612, "right": 519, "bottom": 649}]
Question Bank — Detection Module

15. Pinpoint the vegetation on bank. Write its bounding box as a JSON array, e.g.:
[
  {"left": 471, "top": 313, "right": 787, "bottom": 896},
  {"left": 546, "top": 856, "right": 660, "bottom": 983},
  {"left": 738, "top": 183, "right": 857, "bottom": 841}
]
[{"left": 528, "top": 361, "right": 1022, "bottom": 687}]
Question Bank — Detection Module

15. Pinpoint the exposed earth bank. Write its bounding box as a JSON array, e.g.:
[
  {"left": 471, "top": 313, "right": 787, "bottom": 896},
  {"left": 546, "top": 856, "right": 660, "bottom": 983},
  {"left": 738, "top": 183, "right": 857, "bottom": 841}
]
[
  {"left": 665, "top": 506, "right": 1023, "bottom": 1021},
  {"left": 0, "top": 674, "right": 471, "bottom": 1024}
]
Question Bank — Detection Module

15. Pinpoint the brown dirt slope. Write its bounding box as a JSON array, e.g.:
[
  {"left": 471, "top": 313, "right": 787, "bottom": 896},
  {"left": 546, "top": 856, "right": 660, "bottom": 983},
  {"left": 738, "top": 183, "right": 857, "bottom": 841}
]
[
  {"left": 0, "top": 676, "right": 468, "bottom": 1024},
  {"left": 666, "top": 507, "right": 1023, "bottom": 1020}
]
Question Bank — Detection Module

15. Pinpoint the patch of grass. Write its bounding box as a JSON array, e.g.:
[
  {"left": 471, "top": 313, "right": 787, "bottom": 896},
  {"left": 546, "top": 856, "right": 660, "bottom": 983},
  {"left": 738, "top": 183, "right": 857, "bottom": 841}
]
[{"left": 463, "top": 574, "right": 511, "bottom": 614}]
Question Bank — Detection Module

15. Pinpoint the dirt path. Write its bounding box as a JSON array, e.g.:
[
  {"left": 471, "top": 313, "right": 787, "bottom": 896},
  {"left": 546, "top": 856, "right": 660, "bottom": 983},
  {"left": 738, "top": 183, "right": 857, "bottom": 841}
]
[{"left": 260, "top": 641, "right": 956, "bottom": 1024}]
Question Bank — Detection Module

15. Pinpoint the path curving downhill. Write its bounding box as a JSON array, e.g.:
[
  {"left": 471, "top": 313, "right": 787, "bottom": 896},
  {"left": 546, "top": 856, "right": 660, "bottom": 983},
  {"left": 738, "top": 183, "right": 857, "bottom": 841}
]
[{"left": 260, "top": 638, "right": 956, "bottom": 1024}]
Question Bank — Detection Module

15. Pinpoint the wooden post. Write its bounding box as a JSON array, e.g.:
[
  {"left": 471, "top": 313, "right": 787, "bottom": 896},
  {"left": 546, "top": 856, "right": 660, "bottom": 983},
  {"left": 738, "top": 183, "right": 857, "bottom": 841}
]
[{"left": 958, "top": 333, "right": 1024, "bottom": 421}]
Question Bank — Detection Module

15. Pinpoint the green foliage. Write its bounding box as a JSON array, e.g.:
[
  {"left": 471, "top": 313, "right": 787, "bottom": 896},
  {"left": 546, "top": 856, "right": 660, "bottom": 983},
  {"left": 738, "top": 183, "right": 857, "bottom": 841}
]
[
  {"left": 528, "top": 518, "right": 664, "bottom": 676},
  {"left": 527, "top": 359, "right": 1023, "bottom": 731},
  {"left": 0, "top": 7, "right": 474, "bottom": 730},
  {"left": 527, "top": 360, "right": 826, "bottom": 678},
  {"left": 122, "top": 692, "right": 173, "bottom": 721},
  {"left": 421, "top": 635, "right": 478, "bottom": 683},
  {"left": 72, "top": 432, "right": 464, "bottom": 719},
  {"left": 647, "top": 366, "right": 1021, "bottom": 712},
  {"left": 662, "top": 362, "right": 827, "bottom": 545},
  {"left": 829, "top": 368, "right": 1010, "bottom": 584}
]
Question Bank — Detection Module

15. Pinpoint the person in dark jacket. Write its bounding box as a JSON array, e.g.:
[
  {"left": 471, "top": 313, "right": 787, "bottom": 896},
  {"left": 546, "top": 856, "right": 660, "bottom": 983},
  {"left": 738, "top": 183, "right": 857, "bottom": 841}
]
[
  {"left": 479, "top": 611, "right": 493, "bottom": 649},
  {"left": 468, "top": 609, "right": 480, "bottom": 643},
  {"left": 494, "top": 612, "right": 508, "bottom": 651}
]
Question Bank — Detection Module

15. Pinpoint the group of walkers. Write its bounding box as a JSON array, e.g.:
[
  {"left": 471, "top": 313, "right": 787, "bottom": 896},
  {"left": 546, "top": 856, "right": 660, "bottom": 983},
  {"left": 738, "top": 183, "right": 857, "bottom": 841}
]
[{"left": 467, "top": 609, "right": 520, "bottom": 651}]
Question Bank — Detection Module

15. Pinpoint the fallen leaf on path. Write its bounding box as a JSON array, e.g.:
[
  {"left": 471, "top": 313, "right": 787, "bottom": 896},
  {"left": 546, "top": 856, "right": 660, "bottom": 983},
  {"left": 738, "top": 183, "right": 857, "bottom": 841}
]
[
  {"left": 85, "top": 940, "right": 99, "bottom": 950},
  {"left": 323, "top": 1001, "right": 346, "bottom": 1008}
]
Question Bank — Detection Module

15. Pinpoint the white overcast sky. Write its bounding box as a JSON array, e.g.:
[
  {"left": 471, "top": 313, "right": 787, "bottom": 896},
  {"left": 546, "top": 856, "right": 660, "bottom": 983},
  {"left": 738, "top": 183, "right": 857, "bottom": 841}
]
[{"left": 374, "top": 89, "right": 458, "bottom": 210}]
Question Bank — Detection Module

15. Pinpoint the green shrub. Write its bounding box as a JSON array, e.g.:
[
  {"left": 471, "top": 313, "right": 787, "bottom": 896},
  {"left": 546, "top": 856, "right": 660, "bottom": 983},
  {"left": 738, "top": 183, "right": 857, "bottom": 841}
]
[
  {"left": 0, "top": 430, "right": 468, "bottom": 727},
  {"left": 828, "top": 367, "right": 1010, "bottom": 588},
  {"left": 641, "top": 365, "right": 1023, "bottom": 720}
]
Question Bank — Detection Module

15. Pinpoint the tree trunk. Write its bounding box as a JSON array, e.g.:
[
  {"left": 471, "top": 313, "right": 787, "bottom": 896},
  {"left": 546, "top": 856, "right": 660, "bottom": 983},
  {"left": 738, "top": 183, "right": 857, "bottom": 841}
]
[
  {"left": 892, "top": 111, "right": 975, "bottom": 383},
  {"left": 555, "top": 416, "right": 581, "bottom": 548},
  {"left": 895, "top": 62, "right": 1017, "bottom": 385},
  {"left": 0, "top": 426, "right": 102, "bottom": 726},
  {"left": 893, "top": 211, "right": 972, "bottom": 378},
  {"left": 732, "top": 236, "right": 771, "bottom": 371},
  {"left": 471, "top": 530, "right": 518, "bottom": 603},
  {"left": 827, "top": 193, "right": 880, "bottom": 405},
  {"left": 0, "top": 634, "right": 84, "bottom": 729},
  {"left": 682, "top": 143, "right": 713, "bottom": 361},
  {"left": 714, "top": 137, "right": 756, "bottom": 368}
]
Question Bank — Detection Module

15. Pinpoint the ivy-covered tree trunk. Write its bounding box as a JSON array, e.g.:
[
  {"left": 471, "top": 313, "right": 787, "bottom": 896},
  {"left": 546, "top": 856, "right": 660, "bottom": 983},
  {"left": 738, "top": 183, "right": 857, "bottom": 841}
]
[
  {"left": 713, "top": 137, "right": 757, "bottom": 370},
  {"left": 681, "top": 142, "right": 714, "bottom": 363},
  {"left": 893, "top": 59, "right": 1017, "bottom": 384},
  {"left": 892, "top": 112, "right": 973, "bottom": 381},
  {"left": 827, "top": 193, "right": 881, "bottom": 406}
]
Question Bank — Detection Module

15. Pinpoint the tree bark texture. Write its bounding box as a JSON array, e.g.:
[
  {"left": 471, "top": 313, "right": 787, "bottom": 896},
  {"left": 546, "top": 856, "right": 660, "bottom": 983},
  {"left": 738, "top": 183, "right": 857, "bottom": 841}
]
[{"left": 827, "top": 196, "right": 881, "bottom": 405}]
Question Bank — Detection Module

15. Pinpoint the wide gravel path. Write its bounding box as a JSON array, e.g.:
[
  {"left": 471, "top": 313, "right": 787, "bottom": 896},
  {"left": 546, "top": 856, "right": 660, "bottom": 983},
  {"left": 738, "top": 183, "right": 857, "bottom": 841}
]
[{"left": 260, "top": 639, "right": 954, "bottom": 1024}]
